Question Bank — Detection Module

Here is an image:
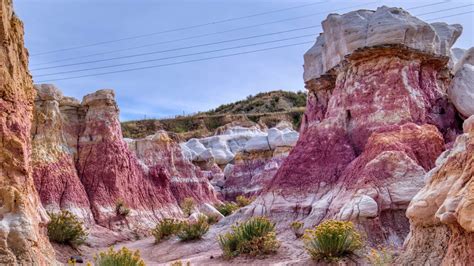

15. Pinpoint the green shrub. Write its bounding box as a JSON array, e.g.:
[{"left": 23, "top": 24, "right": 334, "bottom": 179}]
[
  {"left": 115, "top": 199, "right": 131, "bottom": 217},
  {"left": 177, "top": 215, "right": 210, "bottom": 241},
  {"left": 47, "top": 210, "right": 88, "bottom": 246},
  {"left": 235, "top": 195, "right": 253, "bottom": 207},
  {"left": 216, "top": 202, "right": 239, "bottom": 216},
  {"left": 303, "top": 220, "right": 363, "bottom": 262},
  {"left": 94, "top": 247, "right": 145, "bottom": 266},
  {"left": 180, "top": 197, "right": 195, "bottom": 217},
  {"left": 218, "top": 216, "right": 280, "bottom": 259},
  {"left": 206, "top": 214, "right": 220, "bottom": 225},
  {"left": 290, "top": 221, "right": 304, "bottom": 238},
  {"left": 152, "top": 218, "right": 183, "bottom": 243}
]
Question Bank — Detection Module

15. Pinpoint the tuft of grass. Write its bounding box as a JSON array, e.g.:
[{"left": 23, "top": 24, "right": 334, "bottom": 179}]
[
  {"left": 235, "top": 195, "right": 254, "bottom": 207},
  {"left": 303, "top": 220, "right": 363, "bottom": 262},
  {"left": 152, "top": 218, "right": 183, "bottom": 243},
  {"left": 115, "top": 199, "right": 131, "bottom": 217},
  {"left": 180, "top": 197, "right": 196, "bottom": 217},
  {"left": 177, "top": 215, "right": 210, "bottom": 241},
  {"left": 215, "top": 202, "right": 239, "bottom": 216},
  {"left": 94, "top": 247, "right": 145, "bottom": 266},
  {"left": 218, "top": 216, "right": 280, "bottom": 259},
  {"left": 47, "top": 210, "right": 88, "bottom": 246},
  {"left": 290, "top": 221, "right": 304, "bottom": 238}
]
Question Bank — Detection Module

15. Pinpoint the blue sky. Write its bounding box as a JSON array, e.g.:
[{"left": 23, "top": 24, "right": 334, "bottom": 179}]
[{"left": 14, "top": 0, "right": 473, "bottom": 121}]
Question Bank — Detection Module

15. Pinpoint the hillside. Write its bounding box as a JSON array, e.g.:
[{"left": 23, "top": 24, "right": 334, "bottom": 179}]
[{"left": 121, "top": 90, "right": 306, "bottom": 139}]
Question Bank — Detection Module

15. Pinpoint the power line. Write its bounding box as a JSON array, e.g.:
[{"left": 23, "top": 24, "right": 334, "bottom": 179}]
[
  {"left": 30, "top": 1, "right": 328, "bottom": 56},
  {"left": 32, "top": 25, "right": 320, "bottom": 70},
  {"left": 414, "top": 3, "right": 473, "bottom": 16},
  {"left": 30, "top": 1, "right": 378, "bottom": 58},
  {"left": 31, "top": 0, "right": 450, "bottom": 68},
  {"left": 425, "top": 10, "right": 474, "bottom": 21},
  {"left": 35, "top": 41, "right": 314, "bottom": 83},
  {"left": 34, "top": 35, "right": 315, "bottom": 77}
]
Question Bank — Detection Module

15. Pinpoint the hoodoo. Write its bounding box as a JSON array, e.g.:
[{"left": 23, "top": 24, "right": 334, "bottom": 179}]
[
  {"left": 0, "top": 0, "right": 56, "bottom": 263},
  {"left": 241, "top": 6, "right": 464, "bottom": 246},
  {"left": 399, "top": 58, "right": 474, "bottom": 265},
  {"left": 32, "top": 87, "right": 220, "bottom": 232}
]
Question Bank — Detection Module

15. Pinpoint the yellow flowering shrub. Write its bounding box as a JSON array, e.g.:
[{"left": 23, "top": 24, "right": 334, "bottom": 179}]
[
  {"left": 235, "top": 195, "right": 254, "bottom": 207},
  {"left": 215, "top": 202, "right": 239, "bottom": 216},
  {"left": 47, "top": 210, "right": 88, "bottom": 246},
  {"left": 303, "top": 220, "right": 363, "bottom": 262},
  {"left": 218, "top": 217, "right": 280, "bottom": 259},
  {"left": 177, "top": 215, "right": 210, "bottom": 241},
  {"left": 152, "top": 218, "right": 183, "bottom": 243},
  {"left": 290, "top": 221, "right": 304, "bottom": 238},
  {"left": 367, "top": 246, "right": 394, "bottom": 266},
  {"left": 94, "top": 247, "right": 145, "bottom": 266}
]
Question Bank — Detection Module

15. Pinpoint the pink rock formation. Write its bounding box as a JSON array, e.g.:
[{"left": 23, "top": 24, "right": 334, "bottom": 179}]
[
  {"left": 126, "top": 131, "right": 219, "bottom": 204},
  {"left": 399, "top": 116, "right": 474, "bottom": 265},
  {"left": 32, "top": 88, "right": 219, "bottom": 232},
  {"left": 0, "top": 1, "right": 56, "bottom": 263},
  {"left": 32, "top": 84, "right": 93, "bottom": 223},
  {"left": 240, "top": 6, "right": 463, "bottom": 247}
]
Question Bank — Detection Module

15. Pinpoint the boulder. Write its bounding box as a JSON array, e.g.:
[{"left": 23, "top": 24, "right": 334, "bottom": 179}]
[{"left": 449, "top": 47, "right": 474, "bottom": 118}]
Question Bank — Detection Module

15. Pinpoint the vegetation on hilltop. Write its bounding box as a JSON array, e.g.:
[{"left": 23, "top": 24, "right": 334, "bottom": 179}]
[{"left": 121, "top": 90, "right": 306, "bottom": 139}]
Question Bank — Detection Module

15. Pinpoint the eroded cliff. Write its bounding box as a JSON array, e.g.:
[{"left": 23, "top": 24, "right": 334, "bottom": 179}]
[{"left": 0, "top": 0, "right": 56, "bottom": 263}]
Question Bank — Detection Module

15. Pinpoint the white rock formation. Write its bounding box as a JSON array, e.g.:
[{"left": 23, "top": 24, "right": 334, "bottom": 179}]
[
  {"left": 449, "top": 47, "right": 474, "bottom": 118},
  {"left": 182, "top": 126, "right": 299, "bottom": 165},
  {"left": 303, "top": 6, "right": 462, "bottom": 81}
]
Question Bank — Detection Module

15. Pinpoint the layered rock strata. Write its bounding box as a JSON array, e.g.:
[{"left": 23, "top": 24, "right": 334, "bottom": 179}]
[
  {"left": 181, "top": 123, "right": 299, "bottom": 199},
  {"left": 32, "top": 84, "right": 94, "bottom": 223},
  {"left": 240, "top": 6, "right": 464, "bottom": 247},
  {"left": 32, "top": 87, "right": 219, "bottom": 231},
  {"left": 399, "top": 116, "right": 474, "bottom": 265},
  {"left": 0, "top": 1, "right": 56, "bottom": 263}
]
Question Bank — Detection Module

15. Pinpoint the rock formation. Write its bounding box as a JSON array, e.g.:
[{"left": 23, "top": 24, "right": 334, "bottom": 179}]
[
  {"left": 0, "top": 1, "right": 56, "bottom": 264},
  {"left": 32, "top": 84, "right": 94, "bottom": 223},
  {"left": 125, "top": 130, "right": 218, "bottom": 204},
  {"left": 32, "top": 87, "right": 219, "bottom": 232},
  {"left": 449, "top": 47, "right": 474, "bottom": 118},
  {"left": 238, "top": 6, "right": 464, "bottom": 247},
  {"left": 181, "top": 123, "right": 299, "bottom": 199},
  {"left": 399, "top": 116, "right": 474, "bottom": 265}
]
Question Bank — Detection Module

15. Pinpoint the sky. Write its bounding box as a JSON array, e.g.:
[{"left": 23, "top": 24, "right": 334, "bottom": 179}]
[{"left": 13, "top": 0, "right": 474, "bottom": 121}]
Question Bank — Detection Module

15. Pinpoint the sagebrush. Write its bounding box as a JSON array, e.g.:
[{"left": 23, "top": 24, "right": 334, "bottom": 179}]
[
  {"left": 215, "top": 202, "right": 239, "bottom": 216},
  {"left": 152, "top": 218, "right": 183, "bottom": 243},
  {"left": 47, "top": 210, "right": 87, "bottom": 246},
  {"left": 177, "top": 215, "right": 210, "bottom": 241},
  {"left": 94, "top": 247, "right": 145, "bottom": 266},
  {"left": 236, "top": 195, "right": 253, "bottom": 207},
  {"left": 218, "top": 216, "right": 280, "bottom": 259},
  {"left": 303, "top": 220, "right": 363, "bottom": 262}
]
